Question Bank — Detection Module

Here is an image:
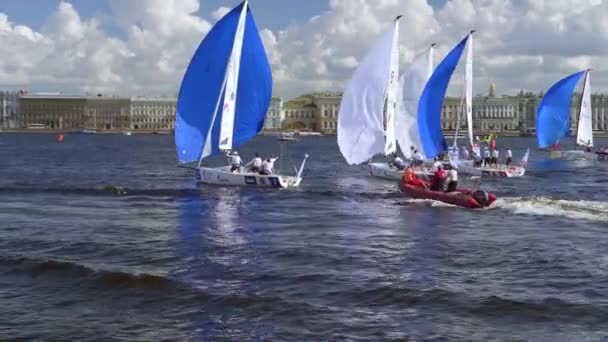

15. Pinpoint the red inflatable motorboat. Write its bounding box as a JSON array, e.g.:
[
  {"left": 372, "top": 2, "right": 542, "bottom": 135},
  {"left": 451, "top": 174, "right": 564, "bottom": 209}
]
[{"left": 399, "top": 181, "right": 497, "bottom": 209}]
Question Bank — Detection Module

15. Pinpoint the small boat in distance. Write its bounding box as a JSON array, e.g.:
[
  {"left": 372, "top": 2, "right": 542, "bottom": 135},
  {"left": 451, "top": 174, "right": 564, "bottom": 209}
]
[
  {"left": 174, "top": 0, "right": 308, "bottom": 188},
  {"left": 123, "top": 131, "right": 132, "bottom": 136},
  {"left": 277, "top": 132, "right": 297, "bottom": 141}
]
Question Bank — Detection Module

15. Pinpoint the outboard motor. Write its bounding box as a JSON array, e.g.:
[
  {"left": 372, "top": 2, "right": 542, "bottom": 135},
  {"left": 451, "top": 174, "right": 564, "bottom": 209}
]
[{"left": 471, "top": 190, "right": 489, "bottom": 206}]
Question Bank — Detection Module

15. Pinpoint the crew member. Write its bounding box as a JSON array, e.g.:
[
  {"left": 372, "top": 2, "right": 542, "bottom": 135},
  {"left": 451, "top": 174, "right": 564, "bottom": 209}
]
[
  {"left": 259, "top": 158, "right": 274, "bottom": 175},
  {"left": 393, "top": 155, "right": 406, "bottom": 170},
  {"left": 245, "top": 153, "right": 262, "bottom": 173},
  {"left": 433, "top": 158, "right": 443, "bottom": 171},
  {"left": 473, "top": 152, "right": 483, "bottom": 167},
  {"left": 505, "top": 148, "right": 512, "bottom": 166},
  {"left": 227, "top": 151, "right": 242, "bottom": 173},
  {"left": 483, "top": 147, "right": 491, "bottom": 167},
  {"left": 491, "top": 148, "right": 499, "bottom": 167},
  {"left": 413, "top": 150, "right": 424, "bottom": 167},
  {"left": 430, "top": 164, "right": 447, "bottom": 191},
  {"left": 445, "top": 167, "right": 458, "bottom": 192},
  {"left": 402, "top": 166, "right": 425, "bottom": 187}
]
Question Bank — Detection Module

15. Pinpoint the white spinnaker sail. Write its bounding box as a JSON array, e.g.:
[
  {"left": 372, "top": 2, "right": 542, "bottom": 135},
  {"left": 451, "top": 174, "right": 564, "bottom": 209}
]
[
  {"left": 465, "top": 31, "right": 474, "bottom": 148},
  {"left": 395, "top": 44, "right": 434, "bottom": 159},
  {"left": 337, "top": 20, "right": 399, "bottom": 165},
  {"left": 218, "top": 1, "right": 248, "bottom": 151},
  {"left": 383, "top": 19, "right": 400, "bottom": 156},
  {"left": 576, "top": 70, "right": 593, "bottom": 147}
]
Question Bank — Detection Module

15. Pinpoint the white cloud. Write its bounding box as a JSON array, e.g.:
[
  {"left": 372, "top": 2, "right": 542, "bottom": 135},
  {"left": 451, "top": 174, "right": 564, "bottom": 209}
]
[{"left": 1, "top": 0, "right": 608, "bottom": 99}]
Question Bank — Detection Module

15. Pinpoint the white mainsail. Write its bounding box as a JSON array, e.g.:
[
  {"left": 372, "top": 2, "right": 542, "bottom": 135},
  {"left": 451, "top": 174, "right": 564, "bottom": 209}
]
[
  {"left": 395, "top": 44, "right": 434, "bottom": 159},
  {"left": 465, "top": 31, "right": 474, "bottom": 148},
  {"left": 219, "top": 1, "right": 248, "bottom": 151},
  {"left": 337, "top": 18, "right": 401, "bottom": 165},
  {"left": 383, "top": 18, "right": 400, "bottom": 156},
  {"left": 576, "top": 70, "right": 593, "bottom": 147}
]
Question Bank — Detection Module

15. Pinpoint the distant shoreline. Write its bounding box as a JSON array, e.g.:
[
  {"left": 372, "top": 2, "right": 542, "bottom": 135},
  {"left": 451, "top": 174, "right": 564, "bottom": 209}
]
[
  {"left": 2, "top": 129, "right": 608, "bottom": 137},
  {"left": 0, "top": 129, "right": 171, "bottom": 135}
]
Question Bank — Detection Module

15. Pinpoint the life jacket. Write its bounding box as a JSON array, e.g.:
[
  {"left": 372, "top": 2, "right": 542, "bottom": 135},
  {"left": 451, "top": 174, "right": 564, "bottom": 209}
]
[{"left": 403, "top": 168, "right": 415, "bottom": 183}]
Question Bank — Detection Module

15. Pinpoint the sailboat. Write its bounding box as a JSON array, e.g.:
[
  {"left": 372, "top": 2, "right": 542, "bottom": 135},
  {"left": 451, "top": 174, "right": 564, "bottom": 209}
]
[
  {"left": 443, "top": 32, "right": 526, "bottom": 177},
  {"left": 537, "top": 69, "right": 595, "bottom": 161},
  {"left": 175, "top": 1, "right": 308, "bottom": 188},
  {"left": 368, "top": 43, "right": 436, "bottom": 181},
  {"left": 337, "top": 16, "right": 401, "bottom": 167}
]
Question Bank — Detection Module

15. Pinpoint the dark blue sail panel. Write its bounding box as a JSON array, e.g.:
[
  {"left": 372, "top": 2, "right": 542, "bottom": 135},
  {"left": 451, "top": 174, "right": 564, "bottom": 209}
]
[
  {"left": 231, "top": 9, "right": 272, "bottom": 149},
  {"left": 417, "top": 36, "right": 469, "bottom": 158},
  {"left": 536, "top": 70, "right": 585, "bottom": 148},
  {"left": 175, "top": 4, "right": 243, "bottom": 164}
]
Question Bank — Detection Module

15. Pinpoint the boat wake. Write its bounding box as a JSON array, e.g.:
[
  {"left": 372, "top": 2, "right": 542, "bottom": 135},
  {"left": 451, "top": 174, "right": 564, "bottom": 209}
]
[{"left": 495, "top": 196, "right": 608, "bottom": 222}]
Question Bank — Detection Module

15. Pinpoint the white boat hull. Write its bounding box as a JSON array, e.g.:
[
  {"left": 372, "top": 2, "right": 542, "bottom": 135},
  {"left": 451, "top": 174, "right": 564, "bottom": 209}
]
[
  {"left": 454, "top": 159, "right": 525, "bottom": 177},
  {"left": 196, "top": 166, "right": 302, "bottom": 188},
  {"left": 368, "top": 162, "right": 434, "bottom": 181}
]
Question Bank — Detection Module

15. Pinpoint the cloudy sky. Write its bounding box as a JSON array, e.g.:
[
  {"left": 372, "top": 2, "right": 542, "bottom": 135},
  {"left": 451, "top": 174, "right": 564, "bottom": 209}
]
[{"left": 0, "top": 0, "right": 605, "bottom": 99}]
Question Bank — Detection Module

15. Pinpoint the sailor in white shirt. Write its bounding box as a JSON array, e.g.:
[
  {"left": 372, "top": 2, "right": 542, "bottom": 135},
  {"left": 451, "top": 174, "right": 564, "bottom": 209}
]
[
  {"left": 393, "top": 156, "right": 406, "bottom": 170},
  {"left": 245, "top": 153, "right": 263, "bottom": 173},
  {"left": 260, "top": 157, "right": 277, "bottom": 175},
  {"left": 433, "top": 159, "right": 443, "bottom": 171},
  {"left": 483, "top": 148, "right": 491, "bottom": 167},
  {"left": 491, "top": 149, "right": 499, "bottom": 167},
  {"left": 505, "top": 148, "right": 513, "bottom": 166},
  {"left": 413, "top": 150, "right": 424, "bottom": 167},
  {"left": 226, "top": 151, "right": 242, "bottom": 173},
  {"left": 446, "top": 167, "right": 458, "bottom": 192}
]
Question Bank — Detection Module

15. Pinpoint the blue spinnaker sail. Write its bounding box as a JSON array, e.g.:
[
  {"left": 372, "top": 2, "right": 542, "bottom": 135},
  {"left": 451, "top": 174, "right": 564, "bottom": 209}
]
[
  {"left": 417, "top": 35, "right": 469, "bottom": 158},
  {"left": 536, "top": 70, "right": 585, "bottom": 149},
  {"left": 175, "top": 2, "right": 272, "bottom": 164}
]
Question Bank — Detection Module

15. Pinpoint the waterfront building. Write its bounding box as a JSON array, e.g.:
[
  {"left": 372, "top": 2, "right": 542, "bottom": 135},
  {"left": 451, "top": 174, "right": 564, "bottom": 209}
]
[
  {"left": 0, "top": 90, "right": 23, "bottom": 129},
  {"left": 84, "top": 97, "right": 130, "bottom": 130},
  {"left": 130, "top": 97, "right": 176, "bottom": 131},
  {"left": 19, "top": 94, "right": 87, "bottom": 129},
  {"left": 311, "top": 92, "right": 341, "bottom": 134},
  {"left": 263, "top": 97, "right": 283, "bottom": 130},
  {"left": 282, "top": 95, "right": 318, "bottom": 131}
]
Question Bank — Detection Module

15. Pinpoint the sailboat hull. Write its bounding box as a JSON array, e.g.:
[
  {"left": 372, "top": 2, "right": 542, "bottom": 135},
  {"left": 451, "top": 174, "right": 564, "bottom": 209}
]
[
  {"left": 196, "top": 166, "right": 302, "bottom": 188},
  {"left": 456, "top": 160, "right": 526, "bottom": 177},
  {"left": 368, "top": 162, "right": 433, "bottom": 181}
]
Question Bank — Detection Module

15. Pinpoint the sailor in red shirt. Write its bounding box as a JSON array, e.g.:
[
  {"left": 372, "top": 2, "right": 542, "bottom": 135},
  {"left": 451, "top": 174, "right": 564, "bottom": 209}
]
[{"left": 430, "top": 164, "right": 447, "bottom": 191}]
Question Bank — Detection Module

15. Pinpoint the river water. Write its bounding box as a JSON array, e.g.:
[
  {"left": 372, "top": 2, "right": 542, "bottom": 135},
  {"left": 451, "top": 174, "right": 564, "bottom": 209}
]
[{"left": 1, "top": 133, "right": 607, "bottom": 341}]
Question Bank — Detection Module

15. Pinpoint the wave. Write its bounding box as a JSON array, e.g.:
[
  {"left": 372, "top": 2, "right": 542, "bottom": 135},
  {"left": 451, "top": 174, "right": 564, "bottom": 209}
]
[
  {"left": 0, "top": 255, "right": 328, "bottom": 314},
  {"left": 496, "top": 196, "right": 608, "bottom": 222},
  {"left": 331, "top": 285, "right": 607, "bottom": 322},
  {"left": 0, "top": 185, "right": 203, "bottom": 198},
  {"left": 0, "top": 255, "right": 176, "bottom": 290},
  {"left": 0, "top": 184, "right": 404, "bottom": 201}
]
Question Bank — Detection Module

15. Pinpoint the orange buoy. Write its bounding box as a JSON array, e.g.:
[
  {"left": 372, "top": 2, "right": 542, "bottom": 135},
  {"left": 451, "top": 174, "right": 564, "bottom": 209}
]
[{"left": 57, "top": 134, "right": 64, "bottom": 142}]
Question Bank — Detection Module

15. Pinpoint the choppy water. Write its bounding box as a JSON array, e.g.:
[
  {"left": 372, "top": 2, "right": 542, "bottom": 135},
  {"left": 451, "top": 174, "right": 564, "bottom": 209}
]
[{"left": 1, "top": 133, "right": 607, "bottom": 341}]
